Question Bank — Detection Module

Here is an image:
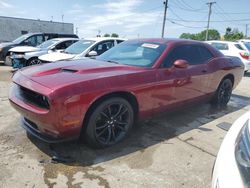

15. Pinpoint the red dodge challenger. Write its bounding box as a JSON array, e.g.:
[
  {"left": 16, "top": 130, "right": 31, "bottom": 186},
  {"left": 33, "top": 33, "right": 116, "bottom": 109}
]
[{"left": 9, "top": 38, "right": 244, "bottom": 148}]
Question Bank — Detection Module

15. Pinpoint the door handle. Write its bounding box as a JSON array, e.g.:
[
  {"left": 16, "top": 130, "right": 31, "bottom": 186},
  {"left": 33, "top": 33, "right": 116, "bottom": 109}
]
[{"left": 202, "top": 70, "right": 207, "bottom": 73}]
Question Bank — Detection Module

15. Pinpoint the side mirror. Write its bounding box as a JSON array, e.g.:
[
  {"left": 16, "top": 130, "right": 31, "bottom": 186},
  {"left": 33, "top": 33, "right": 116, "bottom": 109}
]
[
  {"left": 173, "top": 59, "right": 189, "bottom": 68},
  {"left": 21, "top": 41, "right": 29, "bottom": 46},
  {"left": 87, "top": 51, "right": 98, "bottom": 57}
]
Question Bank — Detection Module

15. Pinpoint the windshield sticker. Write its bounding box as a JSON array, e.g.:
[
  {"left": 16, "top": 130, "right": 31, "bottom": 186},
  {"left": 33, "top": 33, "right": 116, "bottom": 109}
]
[{"left": 142, "top": 43, "right": 159, "bottom": 49}]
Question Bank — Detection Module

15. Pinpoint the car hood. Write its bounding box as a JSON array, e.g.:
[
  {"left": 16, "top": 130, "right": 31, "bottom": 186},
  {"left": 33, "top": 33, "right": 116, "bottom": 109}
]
[
  {"left": 0, "top": 42, "right": 15, "bottom": 48},
  {"left": 9, "top": 46, "right": 41, "bottom": 53},
  {"left": 18, "top": 59, "right": 144, "bottom": 90},
  {"left": 39, "top": 52, "right": 75, "bottom": 62}
]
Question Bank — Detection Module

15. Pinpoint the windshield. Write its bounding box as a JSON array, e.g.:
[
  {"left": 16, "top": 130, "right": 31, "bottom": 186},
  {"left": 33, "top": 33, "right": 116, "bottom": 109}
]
[
  {"left": 64, "top": 40, "right": 94, "bottom": 54},
  {"left": 38, "top": 39, "right": 59, "bottom": 49},
  {"left": 12, "top": 34, "right": 32, "bottom": 44},
  {"left": 243, "top": 42, "right": 250, "bottom": 51},
  {"left": 96, "top": 41, "right": 166, "bottom": 67}
]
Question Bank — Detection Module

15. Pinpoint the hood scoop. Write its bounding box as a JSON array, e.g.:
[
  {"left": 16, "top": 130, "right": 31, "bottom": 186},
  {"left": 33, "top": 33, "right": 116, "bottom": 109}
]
[{"left": 61, "top": 68, "right": 78, "bottom": 73}]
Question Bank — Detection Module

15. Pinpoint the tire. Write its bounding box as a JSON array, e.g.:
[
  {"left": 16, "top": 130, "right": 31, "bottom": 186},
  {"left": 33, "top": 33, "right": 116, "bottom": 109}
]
[
  {"left": 27, "top": 58, "right": 41, "bottom": 66},
  {"left": 211, "top": 78, "right": 233, "bottom": 107},
  {"left": 4, "top": 56, "right": 12, "bottom": 66},
  {"left": 85, "top": 97, "right": 134, "bottom": 148}
]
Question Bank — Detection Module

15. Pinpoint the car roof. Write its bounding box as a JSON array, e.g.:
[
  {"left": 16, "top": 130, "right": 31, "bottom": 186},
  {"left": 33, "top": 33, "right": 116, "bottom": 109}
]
[
  {"left": 82, "top": 37, "right": 127, "bottom": 42},
  {"left": 122, "top": 38, "right": 208, "bottom": 45},
  {"left": 238, "top": 39, "right": 250, "bottom": 42},
  {"left": 206, "top": 40, "right": 239, "bottom": 45},
  {"left": 49, "top": 37, "right": 79, "bottom": 41}
]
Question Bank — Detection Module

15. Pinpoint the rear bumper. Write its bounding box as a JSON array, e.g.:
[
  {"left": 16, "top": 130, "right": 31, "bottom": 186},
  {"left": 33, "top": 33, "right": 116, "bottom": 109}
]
[
  {"left": 242, "top": 60, "right": 250, "bottom": 71},
  {"left": 244, "top": 61, "right": 250, "bottom": 71}
]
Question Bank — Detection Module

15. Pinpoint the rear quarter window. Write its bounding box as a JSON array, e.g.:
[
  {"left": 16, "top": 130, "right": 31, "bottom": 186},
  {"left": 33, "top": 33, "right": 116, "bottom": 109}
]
[
  {"left": 234, "top": 44, "right": 244, "bottom": 50},
  {"left": 197, "top": 46, "right": 214, "bottom": 63}
]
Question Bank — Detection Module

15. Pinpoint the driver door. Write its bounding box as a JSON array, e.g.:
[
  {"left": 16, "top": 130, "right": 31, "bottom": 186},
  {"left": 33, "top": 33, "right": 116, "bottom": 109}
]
[{"left": 153, "top": 44, "right": 213, "bottom": 113}]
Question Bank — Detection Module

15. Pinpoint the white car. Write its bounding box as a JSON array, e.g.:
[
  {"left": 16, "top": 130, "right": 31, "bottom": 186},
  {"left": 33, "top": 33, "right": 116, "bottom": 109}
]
[
  {"left": 238, "top": 39, "right": 250, "bottom": 53},
  {"left": 9, "top": 38, "right": 78, "bottom": 68},
  {"left": 38, "top": 37, "right": 126, "bottom": 63},
  {"left": 212, "top": 111, "right": 250, "bottom": 188},
  {"left": 206, "top": 41, "right": 250, "bottom": 72}
]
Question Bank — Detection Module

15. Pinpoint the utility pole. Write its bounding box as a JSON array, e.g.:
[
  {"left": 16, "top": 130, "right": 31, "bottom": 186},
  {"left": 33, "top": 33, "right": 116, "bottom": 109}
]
[
  {"left": 245, "top": 24, "right": 248, "bottom": 38},
  {"left": 205, "top": 1, "right": 216, "bottom": 41},
  {"left": 161, "top": 0, "right": 168, "bottom": 38}
]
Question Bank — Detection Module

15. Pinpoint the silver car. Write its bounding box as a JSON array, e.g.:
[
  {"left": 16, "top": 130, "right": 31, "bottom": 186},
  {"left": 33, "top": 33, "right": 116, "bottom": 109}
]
[{"left": 9, "top": 38, "right": 78, "bottom": 68}]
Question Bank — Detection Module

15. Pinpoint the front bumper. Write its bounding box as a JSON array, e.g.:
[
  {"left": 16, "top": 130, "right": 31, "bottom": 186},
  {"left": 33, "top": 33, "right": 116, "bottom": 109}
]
[
  {"left": 9, "top": 74, "right": 83, "bottom": 143},
  {"left": 21, "top": 117, "right": 76, "bottom": 143},
  {"left": 11, "top": 57, "right": 27, "bottom": 69}
]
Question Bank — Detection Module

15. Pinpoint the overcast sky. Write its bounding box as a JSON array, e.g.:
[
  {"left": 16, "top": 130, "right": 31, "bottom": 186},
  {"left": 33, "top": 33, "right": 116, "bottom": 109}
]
[{"left": 0, "top": 0, "right": 249, "bottom": 39}]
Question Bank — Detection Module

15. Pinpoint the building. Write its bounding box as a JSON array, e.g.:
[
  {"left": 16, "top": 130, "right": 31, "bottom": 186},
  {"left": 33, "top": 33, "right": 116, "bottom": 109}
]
[{"left": 0, "top": 16, "right": 74, "bottom": 42}]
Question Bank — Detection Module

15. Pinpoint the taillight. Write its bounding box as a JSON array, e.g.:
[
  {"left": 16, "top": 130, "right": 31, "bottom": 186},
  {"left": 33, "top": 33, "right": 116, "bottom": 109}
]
[{"left": 239, "top": 52, "right": 250, "bottom": 60}]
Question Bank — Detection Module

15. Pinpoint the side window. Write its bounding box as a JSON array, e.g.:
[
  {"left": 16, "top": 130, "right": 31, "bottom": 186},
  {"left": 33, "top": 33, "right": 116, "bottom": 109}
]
[
  {"left": 44, "top": 35, "right": 50, "bottom": 41},
  {"left": 162, "top": 45, "right": 213, "bottom": 68},
  {"left": 24, "top": 35, "right": 37, "bottom": 46},
  {"left": 92, "top": 40, "right": 115, "bottom": 55},
  {"left": 55, "top": 41, "right": 75, "bottom": 50},
  {"left": 64, "top": 40, "right": 76, "bottom": 48},
  {"left": 116, "top": 40, "right": 124, "bottom": 44},
  {"left": 197, "top": 46, "right": 214, "bottom": 63},
  {"left": 211, "top": 43, "right": 229, "bottom": 50},
  {"left": 46, "top": 34, "right": 57, "bottom": 40},
  {"left": 37, "top": 35, "right": 44, "bottom": 45}
]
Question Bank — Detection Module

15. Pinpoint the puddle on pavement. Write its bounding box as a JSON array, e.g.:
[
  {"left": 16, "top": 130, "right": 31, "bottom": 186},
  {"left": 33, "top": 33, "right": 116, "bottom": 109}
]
[{"left": 43, "top": 164, "right": 109, "bottom": 188}]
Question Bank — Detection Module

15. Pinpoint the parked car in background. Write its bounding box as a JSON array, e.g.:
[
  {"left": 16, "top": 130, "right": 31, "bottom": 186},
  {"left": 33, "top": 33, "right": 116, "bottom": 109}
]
[
  {"left": 9, "top": 39, "right": 244, "bottom": 148},
  {"left": 9, "top": 38, "right": 79, "bottom": 69},
  {"left": 212, "top": 111, "right": 250, "bottom": 188},
  {"left": 238, "top": 39, "right": 250, "bottom": 52},
  {"left": 38, "top": 37, "right": 126, "bottom": 63},
  {"left": 0, "top": 33, "right": 78, "bottom": 65},
  {"left": 205, "top": 40, "right": 250, "bottom": 72}
]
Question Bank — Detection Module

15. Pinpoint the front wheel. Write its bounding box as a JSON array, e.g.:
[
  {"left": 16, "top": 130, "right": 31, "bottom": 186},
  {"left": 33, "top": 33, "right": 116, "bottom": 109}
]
[
  {"left": 4, "top": 56, "right": 12, "bottom": 66},
  {"left": 85, "top": 97, "right": 134, "bottom": 148},
  {"left": 211, "top": 78, "right": 233, "bottom": 107}
]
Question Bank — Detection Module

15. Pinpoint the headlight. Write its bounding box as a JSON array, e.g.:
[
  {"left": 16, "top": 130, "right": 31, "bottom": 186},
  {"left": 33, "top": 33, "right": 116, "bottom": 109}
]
[
  {"left": 0, "top": 48, "right": 2, "bottom": 52},
  {"left": 12, "top": 54, "right": 25, "bottom": 59},
  {"left": 235, "top": 120, "right": 250, "bottom": 185}
]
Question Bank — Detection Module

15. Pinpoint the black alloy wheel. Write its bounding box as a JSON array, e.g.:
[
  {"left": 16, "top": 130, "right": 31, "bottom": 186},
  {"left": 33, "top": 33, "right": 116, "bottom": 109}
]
[
  {"left": 85, "top": 97, "right": 134, "bottom": 148},
  {"left": 28, "top": 58, "right": 41, "bottom": 66},
  {"left": 212, "top": 78, "right": 233, "bottom": 107}
]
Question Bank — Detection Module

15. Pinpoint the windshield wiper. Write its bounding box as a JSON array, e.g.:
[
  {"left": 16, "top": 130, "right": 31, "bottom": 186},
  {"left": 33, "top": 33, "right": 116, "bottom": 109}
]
[{"left": 106, "top": 60, "right": 119, "bottom": 64}]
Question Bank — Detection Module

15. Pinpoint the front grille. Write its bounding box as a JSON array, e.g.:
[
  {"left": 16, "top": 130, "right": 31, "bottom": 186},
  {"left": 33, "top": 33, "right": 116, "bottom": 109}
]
[{"left": 17, "top": 86, "right": 50, "bottom": 109}]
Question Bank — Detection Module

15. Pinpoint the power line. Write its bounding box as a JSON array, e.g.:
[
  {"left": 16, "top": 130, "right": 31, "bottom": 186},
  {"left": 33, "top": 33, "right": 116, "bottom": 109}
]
[
  {"left": 167, "top": 19, "right": 206, "bottom": 28},
  {"left": 167, "top": 17, "right": 250, "bottom": 23},
  {"left": 179, "top": 0, "right": 199, "bottom": 10},
  {"left": 170, "top": 1, "right": 207, "bottom": 13}
]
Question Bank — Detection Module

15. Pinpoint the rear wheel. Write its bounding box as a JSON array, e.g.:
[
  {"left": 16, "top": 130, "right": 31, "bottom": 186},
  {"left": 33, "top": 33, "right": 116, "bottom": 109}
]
[
  {"left": 27, "top": 58, "right": 41, "bottom": 66},
  {"left": 85, "top": 97, "right": 134, "bottom": 148},
  {"left": 211, "top": 78, "right": 233, "bottom": 107}
]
